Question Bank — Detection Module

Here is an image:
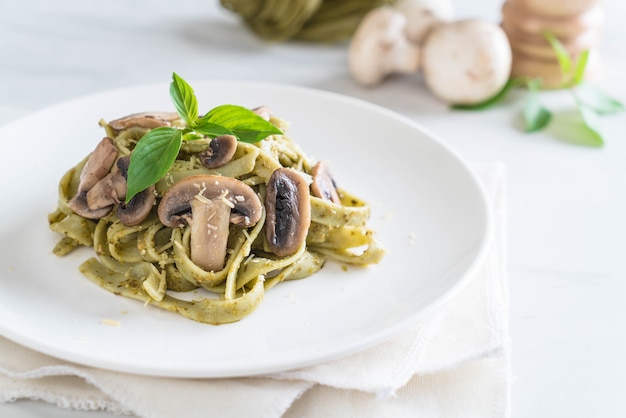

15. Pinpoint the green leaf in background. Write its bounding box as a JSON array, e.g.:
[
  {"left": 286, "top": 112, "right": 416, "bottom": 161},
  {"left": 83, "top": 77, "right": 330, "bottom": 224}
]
[
  {"left": 170, "top": 72, "right": 198, "bottom": 126},
  {"left": 199, "top": 104, "right": 283, "bottom": 143},
  {"left": 452, "top": 78, "right": 523, "bottom": 111},
  {"left": 572, "top": 50, "right": 589, "bottom": 86},
  {"left": 442, "top": 30, "right": 620, "bottom": 147},
  {"left": 577, "top": 104, "right": 605, "bottom": 147},
  {"left": 543, "top": 31, "right": 572, "bottom": 84},
  {"left": 574, "top": 83, "right": 625, "bottom": 115},
  {"left": 126, "top": 127, "right": 183, "bottom": 202},
  {"left": 549, "top": 108, "right": 605, "bottom": 147},
  {"left": 523, "top": 79, "right": 552, "bottom": 132}
]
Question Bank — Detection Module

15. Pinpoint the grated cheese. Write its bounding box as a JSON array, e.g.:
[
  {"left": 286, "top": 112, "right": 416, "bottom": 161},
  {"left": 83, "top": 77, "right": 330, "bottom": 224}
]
[
  {"left": 100, "top": 318, "right": 121, "bottom": 327},
  {"left": 243, "top": 253, "right": 255, "bottom": 265}
]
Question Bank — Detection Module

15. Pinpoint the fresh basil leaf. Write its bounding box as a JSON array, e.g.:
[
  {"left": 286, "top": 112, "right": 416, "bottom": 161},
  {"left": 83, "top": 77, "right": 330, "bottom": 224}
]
[
  {"left": 577, "top": 104, "right": 605, "bottom": 147},
  {"left": 523, "top": 80, "right": 552, "bottom": 132},
  {"left": 126, "top": 127, "right": 183, "bottom": 202},
  {"left": 543, "top": 31, "right": 572, "bottom": 84},
  {"left": 523, "top": 96, "right": 552, "bottom": 132},
  {"left": 170, "top": 73, "right": 198, "bottom": 126},
  {"left": 199, "top": 104, "right": 282, "bottom": 143},
  {"left": 574, "top": 82, "right": 625, "bottom": 115},
  {"left": 452, "top": 78, "right": 523, "bottom": 110},
  {"left": 572, "top": 50, "right": 589, "bottom": 86},
  {"left": 193, "top": 121, "right": 235, "bottom": 138}
]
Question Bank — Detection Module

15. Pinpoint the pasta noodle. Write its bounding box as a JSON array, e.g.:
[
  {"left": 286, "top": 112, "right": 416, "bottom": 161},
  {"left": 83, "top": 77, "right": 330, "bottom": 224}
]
[{"left": 48, "top": 110, "right": 385, "bottom": 324}]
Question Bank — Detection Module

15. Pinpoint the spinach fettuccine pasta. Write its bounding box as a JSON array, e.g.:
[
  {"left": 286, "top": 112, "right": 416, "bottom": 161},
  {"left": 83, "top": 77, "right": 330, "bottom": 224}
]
[{"left": 49, "top": 80, "right": 384, "bottom": 325}]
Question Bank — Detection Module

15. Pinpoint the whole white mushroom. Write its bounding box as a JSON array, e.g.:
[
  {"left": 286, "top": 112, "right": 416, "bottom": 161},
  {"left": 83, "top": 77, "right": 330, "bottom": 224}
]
[
  {"left": 421, "top": 19, "right": 512, "bottom": 105},
  {"left": 348, "top": 7, "right": 421, "bottom": 86},
  {"left": 394, "top": 0, "right": 455, "bottom": 44}
]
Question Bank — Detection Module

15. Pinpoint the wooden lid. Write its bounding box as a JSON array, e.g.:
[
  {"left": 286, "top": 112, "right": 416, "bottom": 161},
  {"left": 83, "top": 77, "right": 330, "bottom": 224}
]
[{"left": 506, "top": 0, "right": 600, "bottom": 18}]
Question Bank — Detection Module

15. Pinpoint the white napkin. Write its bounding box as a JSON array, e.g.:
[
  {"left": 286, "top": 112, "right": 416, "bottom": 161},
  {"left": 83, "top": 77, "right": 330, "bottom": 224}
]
[{"left": 0, "top": 163, "right": 509, "bottom": 418}]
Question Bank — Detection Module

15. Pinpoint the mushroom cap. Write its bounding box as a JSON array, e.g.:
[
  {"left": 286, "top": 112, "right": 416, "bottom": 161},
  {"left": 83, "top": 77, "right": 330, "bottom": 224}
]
[
  {"left": 67, "top": 193, "right": 114, "bottom": 220},
  {"left": 421, "top": 19, "right": 512, "bottom": 105},
  {"left": 251, "top": 106, "right": 273, "bottom": 121},
  {"left": 157, "top": 175, "right": 263, "bottom": 228},
  {"left": 394, "top": 0, "right": 455, "bottom": 44},
  {"left": 264, "top": 168, "right": 311, "bottom": 257},
  {"left": 108, "top": 112, "right": 181, "bottom": 131},
  {"left": 395, "top": 0, "right": 454, "bottom": 20},
  {"left": 117, "top": 185, "right": 156, "bottom": 226},
  {"left": 199, "top": 134, "right": 238, "bottom": 169},
  {"left": 348, "top": 7, "right": 421, "bottom": 86}
]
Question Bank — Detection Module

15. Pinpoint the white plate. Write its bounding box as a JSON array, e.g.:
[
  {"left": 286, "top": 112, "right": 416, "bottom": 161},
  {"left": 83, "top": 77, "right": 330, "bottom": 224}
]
[{"left": 0, "top": 82, "right": 491, "bottom": 378}]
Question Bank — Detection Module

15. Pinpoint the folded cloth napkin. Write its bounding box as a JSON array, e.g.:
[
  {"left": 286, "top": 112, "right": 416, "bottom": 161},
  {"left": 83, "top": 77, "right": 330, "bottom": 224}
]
[{"left": 0, "top": 163, "right": 509, "bottom": 418}]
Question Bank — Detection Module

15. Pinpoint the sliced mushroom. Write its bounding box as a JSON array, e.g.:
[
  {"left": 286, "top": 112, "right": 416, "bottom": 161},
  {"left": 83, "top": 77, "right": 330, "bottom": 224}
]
[
  {"left": 67, "top": 194, "right": 114, "bottom": 220},
  {"left": 115, "top": 153, "right": 131, "bottom": 177},
  {"left": 117, "top": 186, "right": 156, "bottom": 226},
  {"left": 75, "top": 137, "right": 118, "bottom": 194},
  {"left": 252, "top": 105, "right": 273, "bottom": 121},
  {"left": 265, "top": 168, "right": 311, "bottom": 257},
  {"left": 310, "top": 161, "right": 341, "bottom": 205},
  {"left": 86, "top": 169, "right": 126, "bottom": 210},
  {"left": 158, "top": 175, "right": 263, "bottom": 228},
  {"left": 115, "top": 155, "right": 156, "bottom": 226},
  {"left": 108, "top": 112, "right": 180, "bottom": 131},
  {"left": 81, "top": 154, "right": 155, "bottom": 226},
  {"left": 158, "top": 175, "right": 263, "bottom": 271},
  {"left": 198, "top": 134, "right": 238, "bottom": 169},
  {"left": 68, "top": 137, "right": 118, "bottom": 219}
]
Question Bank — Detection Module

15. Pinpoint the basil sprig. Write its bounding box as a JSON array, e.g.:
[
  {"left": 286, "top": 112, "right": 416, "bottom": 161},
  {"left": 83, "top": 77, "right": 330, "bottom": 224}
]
[
  {"left": 453, "top": 32, "right": 623, "bottom": 147},
  {"left": 523, "top": 79, "right": 552, "bottom": 132},
  {"left": 125, "top": 73, "right": 283, "bottom": 202}
]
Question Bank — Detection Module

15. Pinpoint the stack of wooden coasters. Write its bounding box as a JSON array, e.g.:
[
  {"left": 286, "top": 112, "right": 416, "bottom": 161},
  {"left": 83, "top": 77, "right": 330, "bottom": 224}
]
[{"left": 501, "top": 0, "right": 604, "bottom": 88}]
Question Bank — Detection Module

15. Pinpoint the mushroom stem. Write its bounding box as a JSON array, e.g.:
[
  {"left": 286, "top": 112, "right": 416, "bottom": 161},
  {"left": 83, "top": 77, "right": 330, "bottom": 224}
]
[{"left": 189, "top": 196, "right": 231, "bottom": 272}]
